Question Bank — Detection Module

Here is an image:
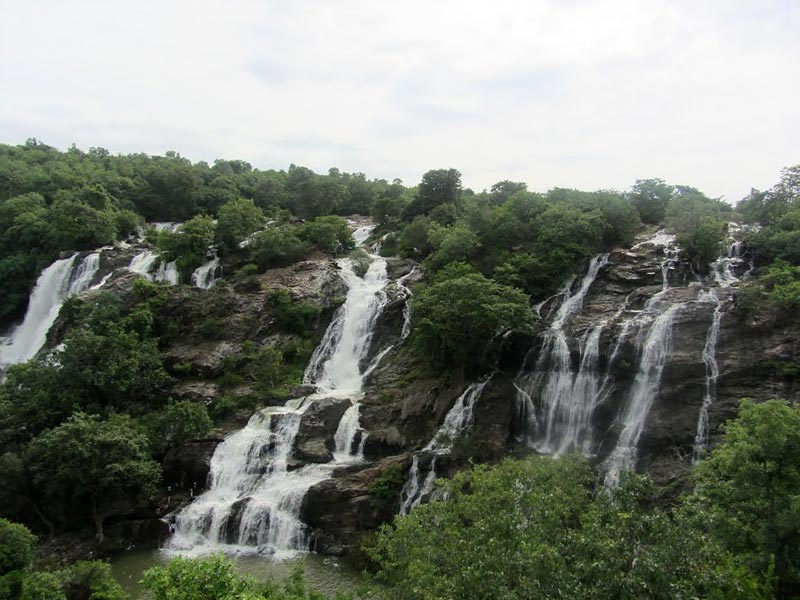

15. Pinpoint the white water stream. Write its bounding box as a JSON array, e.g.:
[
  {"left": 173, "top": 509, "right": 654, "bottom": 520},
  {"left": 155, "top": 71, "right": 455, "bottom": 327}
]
[
  {"left": 169, "top": 223, "right": 394, "bottom": 557},
  {"left": 399, "top": 378, "right": 491, "bottom": 515},
  {"left": 0, "top": 253, "right": 102, "bottom": 374},
  {"left": 191, "top": 253, "right": 221, "bottom": 289},
  {"left": 515, "top": 255, "right": 609, "bottom": 455}
]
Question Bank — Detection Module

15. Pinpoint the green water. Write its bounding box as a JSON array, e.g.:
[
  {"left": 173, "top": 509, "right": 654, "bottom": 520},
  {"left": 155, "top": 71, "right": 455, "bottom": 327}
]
[{"left": 111, "top": 550, "right": 363, "bottom": 599}]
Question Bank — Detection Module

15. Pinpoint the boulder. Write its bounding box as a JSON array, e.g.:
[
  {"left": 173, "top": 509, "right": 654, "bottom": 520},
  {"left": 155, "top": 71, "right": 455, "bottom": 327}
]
[
  {"left": 301, "top": 455, "right": 409, "bottom": 553},
  {"left": 162, "top": 439, "right": 222, "bottom": 492},
  {"left": 292, "top": 397, "right": 352, "bottom": 464}
]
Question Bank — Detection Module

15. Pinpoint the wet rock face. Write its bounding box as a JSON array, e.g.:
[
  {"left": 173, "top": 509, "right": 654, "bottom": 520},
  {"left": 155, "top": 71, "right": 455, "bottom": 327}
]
[
  {"left": 301, "top": 455, "right": 409, "bottom": 554},
  {"left": 162, "top": 439, "right": 222, "bottom": 492},
  {"left": 291, "top": 397, "right": 352, "bottom": 465}
]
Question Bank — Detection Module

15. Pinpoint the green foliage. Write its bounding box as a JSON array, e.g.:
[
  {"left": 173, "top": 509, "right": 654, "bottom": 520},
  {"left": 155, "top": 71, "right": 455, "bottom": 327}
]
[
  {"left": 736, "top": 165, "right": 800, "bottom": 226},
  {"left": 0, "top": 519, "right": 36, "bottom": 576},
  {"left": 60, "top": 560, "right": 129, "bottom": 600},
  {"left": 142, "top": 401, "right": 212, "bottom": 453},
  {"left": 411, "top": 273, "right": 533, "bottom": 367},
  {"left": 402, "top": 169, "right": 462, "bottom": 220},
  {"left": 0, "top": 254, "right": 38, "bottom": 323},
  {"left": 429, "top": 261, "right": 479, "bottom": 285},
  {"left": 266, "top": 289, "right": 321, "bottom": 334},
  {"left": 397, "top": 216, "right": 435, "bottom": 261},
  {"left": 743, "top": 173, "right": 800, "bottom": 265},
  {"left": 371, "top": 456, "right": 758, "bottom": 600},
  {"left": 368, "top": 464, "right": 405, "bottom": 500},
  {"left": 18, "top": 570, "right": 66, "bottom": 600},
  {"left": 141, "top": 554, "right": 252, "bottom": 600},
  {"left": 760, "top": 260, "right": 800, "bottom": 312},
  {"left": 687, "top": 399, "right": 800, "bottom": 598},
  {"left": 238, "top": 341, "right": 286, "bottom": 387},
  {"left": 215, "top": 197, "right": 265, "bottom": 249},
  {"left": 157, "top": 215, "right": 216, "bottom": 279},
  {"left": 25, "top": 413, "right": 161, "bottom": 540},
  {"left": 628, "top": 178, "right": 674, "bottom": 224},
  {"left": 666, "top": 194, "right": 727, "bottom": 271},
  {"left": 141, "top": 554, "right": 334, "bottom": 600},
  {"left": 249, "top": 228, "right": 309, "bottom": 270},
  {"left": 300, "top": 216, "right": 354, "bottom": 254},
  {"left": 423, "top": 224, "right": 480, "bottom": 272}
]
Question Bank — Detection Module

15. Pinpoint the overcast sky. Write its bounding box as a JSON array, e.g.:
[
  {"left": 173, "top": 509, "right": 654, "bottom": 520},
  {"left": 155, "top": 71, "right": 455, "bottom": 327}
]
[{"left": 1, "top": 0, "right": 798, "bottom": 201}]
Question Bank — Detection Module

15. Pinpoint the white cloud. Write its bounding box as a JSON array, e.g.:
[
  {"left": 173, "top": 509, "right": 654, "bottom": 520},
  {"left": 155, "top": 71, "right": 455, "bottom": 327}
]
[{"left": 1, "top": 0, "right": 798, "bottom": 200}]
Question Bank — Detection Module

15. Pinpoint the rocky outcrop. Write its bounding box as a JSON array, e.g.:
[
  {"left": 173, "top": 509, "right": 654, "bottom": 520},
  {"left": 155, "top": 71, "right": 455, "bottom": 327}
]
[
  {"left": 162, "top": 438, "right": 223, "bottom": 492},
  {"left": 302, "top": 455, "right": 409, "bottom": 554},
  {"left": 291, "top": 397, "right": 352, "bottom": 465}
]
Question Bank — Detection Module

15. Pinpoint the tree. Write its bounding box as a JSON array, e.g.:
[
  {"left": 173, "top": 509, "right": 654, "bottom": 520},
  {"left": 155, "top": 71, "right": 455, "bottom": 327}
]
[
  {"left": 424, "top": 224, "right": 480, "bottom": 272},
  {"left": 489, "top": 180, "right": 527, "bottom": 205},
  {"left": 666, "top": 194, "right": 726, "bottom": 271},
  {"left": 411, "top": 273, "right": 533, "bottom": 367},
  {"left": 0, "top": 519, "right": 35, "bottom": 576},
  {"left": 142, "top": 400, "right": 212, "bottom": 455},
  {"left": 371, "top": 457, "right": 755, "bottom": 600},
  {"left": 402, "top": 169, "right": 462, "bottom": 220},
  {"left": 215, "top": 197, "right": 265, "bottom": 249},
  {"left": 686, "top": 399, "right": 800, "bottom": 598},
  {"left": 249, "top": 228, "right": 309, "bottom": 270},
  {"left": 300, "top": 216, "right": 354, "bottom": 254},
  {"left": 25, "top": 414, "right": 161, "bottom": 541},
  {"left": 397, "top": 216, "right": 435, "bottom": 261},
  {"left": 628, "top": 178, "right": 674, "bottom": 224},
  {"left": 49, "top": 197, "right": 117, "bottom": 250}
]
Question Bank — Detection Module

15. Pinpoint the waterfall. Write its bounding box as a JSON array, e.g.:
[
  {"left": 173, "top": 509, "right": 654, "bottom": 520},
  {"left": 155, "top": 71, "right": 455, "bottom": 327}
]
[
  {"left": 399, "top": 378, "right": 490, "bottom": 514},
  {"left": 305, "top": 256, "right": 389, "bottom": 394},
  {"left": 397, "top": 267, "right": 416, "bottom": 340},
  {"left": 129, "top": 248, "right": 185, "bottom": 286},
  {"left": 153, "top": 222, "right": 182, "bottom": 233},
  {"left": 693, "top": 291, "right": 723, "bottom": 462},
  {"left": 0, "top": 253, "right": 102, "bottom": 373},
  {"left": 191, "top": 253, "right": 221, "bottom": 289},
  {"left": 425, "top": 379, "right": 491, "bottom": 453},
  {"left": 603, "top": 302, "right": 683, "bottom": 487},
  {"left": 128, "top": 250, "right": 159, "bottom": 280},
  {"left": 333, "top": 403, "right": 367, "bottom": 462},
  {"left": 154, "top": 260, "right": 179, "bottom": 285},
  {"left": 515, "top": 254, "right": 609, "bottom": 455},
  {"left": 169, "top": 222, "right": 395, "bottom": 556}
]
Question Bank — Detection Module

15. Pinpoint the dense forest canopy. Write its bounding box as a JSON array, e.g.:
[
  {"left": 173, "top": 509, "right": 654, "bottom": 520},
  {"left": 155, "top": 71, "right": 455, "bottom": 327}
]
[
  {"left": 1, "top": 139, "right": 799, "bottom": 599},
  {"left": 7, "top": 139, "right": 796, "bottom": 328}
]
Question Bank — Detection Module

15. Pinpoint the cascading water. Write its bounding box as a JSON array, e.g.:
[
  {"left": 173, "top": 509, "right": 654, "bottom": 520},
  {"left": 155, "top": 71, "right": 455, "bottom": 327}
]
[
  {"left": 128, "top": 250, "right": 159, "bottom": 280},
  {"left": 169, "top": 223, "right": 395, "bottom": 557},
  {"left": 693, "top": 291, "right": 722, "bottom": 462},
  {"left": 0, "top": 253, "right": 102, "bottom": 374},
  {"left": 515, "top": 255, "right": 609, "bottom": 455},
  {"left": 154, "top": 260, "right": 179, "bottom": 285},
  {"left": 191, "top": 253, "right": 221, "bottom": 289},
  {"left": 399, "top": 378, "right": 490, "bottom": 515},
  {"left": 603, "top": 301, "right": 683, "bottom": 487},
  {"left": 690, "top": 225, "right": 747, "bottom": 461}
]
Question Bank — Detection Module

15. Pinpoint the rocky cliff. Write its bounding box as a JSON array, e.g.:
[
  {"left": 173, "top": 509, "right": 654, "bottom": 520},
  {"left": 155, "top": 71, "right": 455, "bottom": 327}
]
[{"left": 41, "top": 223, "right": 798, "bottom": 557}]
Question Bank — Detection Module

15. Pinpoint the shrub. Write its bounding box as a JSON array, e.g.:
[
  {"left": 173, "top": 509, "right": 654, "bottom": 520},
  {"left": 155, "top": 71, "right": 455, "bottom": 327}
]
[
  {"left": 411, "top": 273, "right": 533, "bottom": 367},
  {"left": 0, "top": 519, "right": 36, "bottom": 576},
  {"left": 265, "top": 288, "right": 320, "bottom": 334},
  {"left": 248, "top": 228, "right": 308, "bottom": 270}
]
